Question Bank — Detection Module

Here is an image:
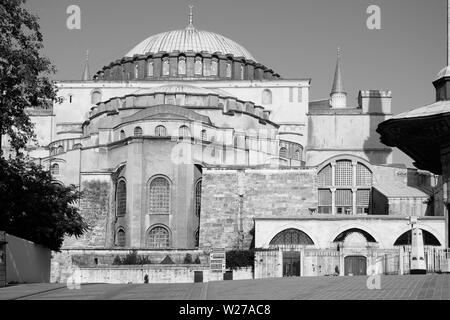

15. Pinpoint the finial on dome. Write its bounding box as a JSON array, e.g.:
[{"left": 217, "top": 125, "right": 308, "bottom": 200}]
[{"left": 188, "top": 5, "right": 194, "bottom": 27}]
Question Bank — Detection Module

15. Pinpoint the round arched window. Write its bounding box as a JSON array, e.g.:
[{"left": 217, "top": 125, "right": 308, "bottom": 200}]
[{"left": 147, "top": 226, "right": 170, "bottom": 248}]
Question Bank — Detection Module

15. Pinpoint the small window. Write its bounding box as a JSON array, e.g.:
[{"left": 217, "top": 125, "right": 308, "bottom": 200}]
[
  {"left": 117, "top": 229, "right": 126, "bottom": 247},
  {"left": 50, "top": 163, "right": 60, "bottom": 175},
  {"left": 91, "top": 90, "right": 102, "bottom": 104},
  {"left": 155, "top": 125, "right": 167, "bottom": 137},
  {"left": 116, "top": 180, "right": 127, "bottom": 217},
  {"left": 298, "top": 87, "right": 303, "bottom": 102},
  {"left": 293, "top": 149, "right": 301, "bottom": 161},
  {"left": 134, "top": 126, "right": 143, "bottom": 137},
  {"left": 200, "top": 130, "right": 207, "bottom": 141},
  {"left": 73, "top": 143, "right": 82, "bottom": 150},
  {"left": 262, "top": 89, "right": 272, "bottom": 104},
  {"left": 120, "top": 130, "right": 126, "bottom": 140},
  {"left": 289, "top": 88, "right": 294, "bottom": 103},
  {"left": 147, "top": 226, "right": 170, "bottom": 248},
  {"left": 226, "top": 63, "right": 232, "bottom": 78},
  {"left": 178, "top": 57, "right": 186, "bottom": 75},
  {"left": 68, "top": 94, "right": 73, "bottom": 103},
  {"left": 279, "top": 147, "right": 288, "bottom": 158},
  {"left": 195, "top": 179, "right": 202, "bottom": 217},
  {"left": 211, "top": 59, "right": 218, "bottom": 76},
  {"left": 240, "top": 65, "right": 244, "bottom": 79},
  {"left": 57, "top": 146, "right": 64, "bottom": 154},
  {"left": 134, "top": 64, "right": 139, "bottom": 79},
  {"left": 194, "top": 57, "right": 202, "bottom": 75},
  {"left": 162, "top": 59, "right": 170, "bottom": 76},
  {"left": 147, "top": 61, "right": 154, "bottom": 77},
  {"left": 179, "top": 125, "right": 191, "bottom": 137}
]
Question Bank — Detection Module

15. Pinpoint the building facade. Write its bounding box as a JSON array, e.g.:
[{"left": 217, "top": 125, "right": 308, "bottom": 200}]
[{"left": 3, "top": 11, "right": 446, "bottom": 281}]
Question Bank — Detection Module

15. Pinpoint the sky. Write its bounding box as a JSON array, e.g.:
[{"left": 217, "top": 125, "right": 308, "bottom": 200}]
[{"left": 26, "top": 0, "right": 448, "bottom": 167}]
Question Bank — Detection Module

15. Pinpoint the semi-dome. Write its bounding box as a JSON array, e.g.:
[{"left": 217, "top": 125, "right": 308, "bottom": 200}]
[{"left": 125, "top": 26, "right": 256, "bottom": 62}]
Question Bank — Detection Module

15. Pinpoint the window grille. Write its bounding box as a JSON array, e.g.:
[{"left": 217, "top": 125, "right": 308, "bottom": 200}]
[
  {"left": 116, "top": 180, "right": 127, "bottom": 217},
  {"left": 134, "top": 127, "right": 143, "bottom": 137},
  {"left": 155, "top": 125, "right": 167, "bottom": 137},
  {"left": 195, "top": 180, "right": 202, "bottom": 217},
  {"left": 149, "top": 178, "right": 170, "bottom": 215},
  {"left": 50, "top": 164, "right": 60, "bottom": 175},
  {"left": 356, "top": 163, "right": 372, "bottom": 186},
  {"left": 336, "top": 189, "right": 352, "bottom": 206},
  {"left": 279, "top": 147, "right": 288, "bottom": 158},
  {"left": 317, "top": 165, "right": 332, "bottom": 187},
  {"left": 335, "top": 161, "right": 353, "bottom": 186},
  {"left": 147, "top": 227, "right": 170, "bottom": 248},
  {"left": 117, "top": 229, "right": 126, "bottom": 247}
]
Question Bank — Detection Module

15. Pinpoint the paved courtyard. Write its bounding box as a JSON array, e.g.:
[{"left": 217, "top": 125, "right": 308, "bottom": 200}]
[{"left": 0, "top": 274, "right": 449, "bottom": 300}]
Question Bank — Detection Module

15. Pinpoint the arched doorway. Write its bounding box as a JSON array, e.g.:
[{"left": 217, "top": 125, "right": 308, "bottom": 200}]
[
  {"left": 344, "top": 256, "right": 367, "bottom": 276},
  {"left": 269, "top": 229, "right": 314, "bottom": 277}
]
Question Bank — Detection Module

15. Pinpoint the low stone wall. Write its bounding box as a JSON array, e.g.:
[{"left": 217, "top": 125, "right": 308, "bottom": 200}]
[
  {"left": 51, "top": 249, "right": 253, "bottom": 284},
  {"left": 66, "top": 265, "right": 253, "bottom": 284}
]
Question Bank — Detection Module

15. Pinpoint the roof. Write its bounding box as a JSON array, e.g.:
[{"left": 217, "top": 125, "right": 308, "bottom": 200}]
[
  {"left": 125, "top": 25, "right": 256, "bottom": 61},
  {"left": 331, "top": 48, "right": 344, "bottom": 94},
  {"left": 374, "top": 184, "right": 430, "bottom": 198},
  {"left": 392, "top": 100, "right": 450, "bottom": 119}
]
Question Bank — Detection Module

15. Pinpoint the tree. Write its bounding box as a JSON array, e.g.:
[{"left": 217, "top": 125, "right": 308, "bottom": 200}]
[
  {"left": 0, "top": 0, "right": 58, "bottom": 154},
  {"left": 0, "top": 156, "right": 88, "bottom": 251}
]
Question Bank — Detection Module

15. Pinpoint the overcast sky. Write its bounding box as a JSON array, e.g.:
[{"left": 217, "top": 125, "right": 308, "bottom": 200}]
[{"left": 26, "top": 0, "right": 448, "bottom": 166}]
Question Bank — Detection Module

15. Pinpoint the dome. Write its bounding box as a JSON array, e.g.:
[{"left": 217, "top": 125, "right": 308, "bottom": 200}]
[{"left": 125, "top": 25, "right": 257, "bottom": 62}]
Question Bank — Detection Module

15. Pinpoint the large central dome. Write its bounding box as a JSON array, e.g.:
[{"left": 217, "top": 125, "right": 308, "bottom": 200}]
[{"left": 125, "top": 25, "right": 257, "bottom": 62}]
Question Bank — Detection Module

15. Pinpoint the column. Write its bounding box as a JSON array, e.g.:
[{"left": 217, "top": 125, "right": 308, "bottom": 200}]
[{"left": 331, "top": 188, "right": 337, "bottom": 215}]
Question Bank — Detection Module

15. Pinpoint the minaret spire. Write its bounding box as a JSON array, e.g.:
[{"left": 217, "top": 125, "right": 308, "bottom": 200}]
[
  {"left": 82, "top": 50, "right": 91, "bottom": 81},
  {"left": 330, "top": 47, "right": 347, "bottom": 108},
  {"left": 331, "top": 47, "right": 344, "bottom": 94}
]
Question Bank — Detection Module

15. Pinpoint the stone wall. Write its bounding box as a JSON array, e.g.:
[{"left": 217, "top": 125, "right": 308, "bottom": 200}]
[
  {"left": 51, "top": 249, "right": 209, "bottom": 283},
  {"left": 199, "top": 168, "right": 317, "bottom": 250},
  {"left": 63, "top": 179, "right": 111, "bottom": 248}
]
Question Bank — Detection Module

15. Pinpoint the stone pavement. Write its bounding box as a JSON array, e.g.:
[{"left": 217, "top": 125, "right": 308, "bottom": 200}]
[{"left": 0, "top": 274, "right": 449, "bottom": 300}]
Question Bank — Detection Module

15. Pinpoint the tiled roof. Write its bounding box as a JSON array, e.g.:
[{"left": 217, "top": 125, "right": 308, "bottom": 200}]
[
  {"left": 125, "top": 26, "right": 256, "bottom": 61},
  {"left": 392, "top": 100, "right": 450, "bottom": 119},
  {"left": 374, "top": 184, "right": 430, "bottom": 198}
]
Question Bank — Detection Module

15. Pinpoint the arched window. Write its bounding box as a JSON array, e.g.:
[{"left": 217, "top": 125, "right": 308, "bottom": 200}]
[
  {"left": 91, "top": 90, "right": 102, "bottom": 105},
  {"left": 50, "top": 163, "right": 60, "bottom": 175},
  {"left": 211, "top": 59, "right": 218, "bottom": 76},
  {"left": 393, "top": 229, "right": 441, "bottom": 246},
  {"left": 226, "top": 62, "right": 232, "bottom": 78},
  {"left": 178, "top": 57, "right": 186, "bottom": 75},
  {"left": 270, "top": 229, "right": 314, "bottom": 246},
  {"left": 147, "top": 226, "right": 170, "bottom": 248},
  {"left": 134, "top": 64, "right": 139, "bottom": 79},
  {"left": 195, "top": 229, "right": 200, "bottom": 247},
  {"left": 73, "top": 143, "right": 82, "bottom": 150},
  {"left": 149, "top": 177, "right": 170, "bottom": 215},
  {"left": 116, "top": 229, "right": 126, "bottom": 247},
  {"left": 200, "top": 130, "right": 207, "bottom": 141},
  {"left": 195, "top": 179, "right": 202, "bottom": 217},
  {"left": 262, "top": 89, "right": 273, "bottom": 104},
  {"left": 120, "top": 130, "right": 126, "bottom": 140},
  {"left": 293, "top": 149, "right": 301, "bottom": 161},
  {"left": 317, "top": 159, "right": 373, "bottom": 215},
  {"left": 162, "top": 59, "right": 170, "bottom": 76},
  {"left": 134, "top": 126, "right": 143, "bottom": 137},
  {"left": 194, "top": 57, "right": 202, "bottom": 75},
  {"left": 279, "top": 147, "right": 288, "bottom": 158},
  {"left": 240, "top": 65, "right": 244, "bottom": 79},
  {"left": 155, "top": 125, "right": 167, "bottom": 137},
  {"left": 147, "top": 61, "right": 154, "bottom": 77},
  {"left": 179, "top": 125, "right": 191, "bottom": 137},
  {"left": 57, "top": 146, "right": 64, "bottom": 154},
  {"left": 116, "top": 180, "right": 127, "bottom": 217}
]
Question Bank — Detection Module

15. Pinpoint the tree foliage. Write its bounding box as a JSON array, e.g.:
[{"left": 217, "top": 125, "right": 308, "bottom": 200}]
[
  {"left": 0, "top": 0, "right": 58, "bottom": 152},
  {"left": 0, "top": 157, "right": 88, "bottom": 251}
]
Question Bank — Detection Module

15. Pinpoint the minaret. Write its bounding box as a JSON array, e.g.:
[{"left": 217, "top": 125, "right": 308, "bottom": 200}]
[
  {"left": 330, "top": 47, "right": 347, "bottom": 109},
  {"left": 82, "top": 50, "right": 91, "bottom": 81},
  {"left": 434, "top": 0, "right": 450, "bottom": 101}
]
